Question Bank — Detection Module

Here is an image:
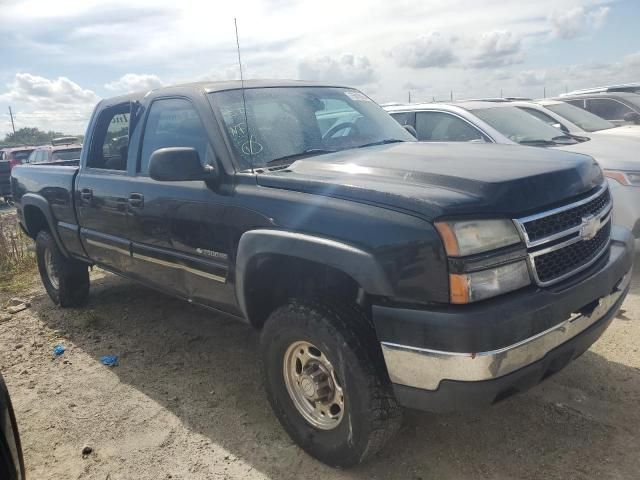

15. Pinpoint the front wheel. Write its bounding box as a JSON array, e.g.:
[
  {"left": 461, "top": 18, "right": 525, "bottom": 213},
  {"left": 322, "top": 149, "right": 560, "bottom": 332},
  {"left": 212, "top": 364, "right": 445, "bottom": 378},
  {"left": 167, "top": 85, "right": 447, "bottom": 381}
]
[
  {"left": 36, "top": 230, "right": 89, "bottom": 307},
  {"left": 260, "top": 299, "right": 402, "bottom": 468}
]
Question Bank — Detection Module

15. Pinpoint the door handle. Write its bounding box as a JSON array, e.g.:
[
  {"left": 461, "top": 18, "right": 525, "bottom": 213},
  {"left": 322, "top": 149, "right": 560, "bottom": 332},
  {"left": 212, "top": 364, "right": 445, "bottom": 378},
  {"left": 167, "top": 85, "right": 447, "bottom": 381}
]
[
  {"left": 80, "top": 188, "right": 93, "bottom": 201},
  {"left": 128, "top": 193, "right": 144, "bottom": 208}
]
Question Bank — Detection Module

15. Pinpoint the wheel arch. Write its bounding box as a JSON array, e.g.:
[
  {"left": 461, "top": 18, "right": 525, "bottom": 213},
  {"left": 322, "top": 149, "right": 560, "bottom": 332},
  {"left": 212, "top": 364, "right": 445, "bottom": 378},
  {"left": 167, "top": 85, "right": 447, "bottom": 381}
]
[
  {"left": 235, "top": 229, "right": 394, "bottom": 327},
  {"left": 21, "top": 193, "right": 69, "bottom": 257}
]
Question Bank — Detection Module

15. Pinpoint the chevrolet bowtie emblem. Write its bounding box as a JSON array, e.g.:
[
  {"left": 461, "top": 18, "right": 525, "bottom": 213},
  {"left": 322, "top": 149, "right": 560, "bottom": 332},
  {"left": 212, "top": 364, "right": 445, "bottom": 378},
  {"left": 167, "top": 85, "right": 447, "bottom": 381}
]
[{"left": 580, "top": 214, "right": 600, "bottom": 241}]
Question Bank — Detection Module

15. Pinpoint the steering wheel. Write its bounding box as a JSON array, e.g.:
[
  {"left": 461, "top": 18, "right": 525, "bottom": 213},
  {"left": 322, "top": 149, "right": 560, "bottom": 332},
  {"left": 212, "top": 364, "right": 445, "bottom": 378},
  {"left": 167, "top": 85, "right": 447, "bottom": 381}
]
[{"left": 323, "top": 121, "right": 360, "bottom": 140}]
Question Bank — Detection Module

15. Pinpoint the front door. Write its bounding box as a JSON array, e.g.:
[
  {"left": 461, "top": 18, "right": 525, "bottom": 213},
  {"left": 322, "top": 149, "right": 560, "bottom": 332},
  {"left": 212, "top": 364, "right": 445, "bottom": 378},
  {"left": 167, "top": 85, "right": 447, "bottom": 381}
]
[
  {"left": 76, "top": 103, "right": 133, "bottom": 272},
  {"left": 125, "top": 97, "right": 235, "bottom": 312}
]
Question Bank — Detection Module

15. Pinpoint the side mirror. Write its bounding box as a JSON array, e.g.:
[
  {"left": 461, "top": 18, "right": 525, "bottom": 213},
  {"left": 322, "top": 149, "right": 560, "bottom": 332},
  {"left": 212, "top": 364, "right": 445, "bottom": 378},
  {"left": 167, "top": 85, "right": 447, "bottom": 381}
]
[
  {"left": 149, "top": 147, "right": 216, "bottom": 182},
  {"left": 623, "top": 112, "right": 640, "bottom": 124},
  {"left": 403, "top": 124, "right": 418, "bottom": 138}
]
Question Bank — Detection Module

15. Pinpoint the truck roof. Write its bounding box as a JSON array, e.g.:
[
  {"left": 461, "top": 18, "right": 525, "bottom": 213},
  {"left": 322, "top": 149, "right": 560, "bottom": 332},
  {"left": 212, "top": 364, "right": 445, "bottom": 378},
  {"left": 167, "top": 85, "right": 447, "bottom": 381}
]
[{"left": 103, "top": 79, "right": 351, "bottom": 105}]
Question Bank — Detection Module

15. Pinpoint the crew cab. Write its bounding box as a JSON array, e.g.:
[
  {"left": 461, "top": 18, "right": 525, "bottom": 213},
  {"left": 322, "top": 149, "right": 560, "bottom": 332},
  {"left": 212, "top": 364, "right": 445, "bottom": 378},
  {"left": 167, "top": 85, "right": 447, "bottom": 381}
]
[{"left": 11, "top": 80, "right": 634, "bottom": 467}]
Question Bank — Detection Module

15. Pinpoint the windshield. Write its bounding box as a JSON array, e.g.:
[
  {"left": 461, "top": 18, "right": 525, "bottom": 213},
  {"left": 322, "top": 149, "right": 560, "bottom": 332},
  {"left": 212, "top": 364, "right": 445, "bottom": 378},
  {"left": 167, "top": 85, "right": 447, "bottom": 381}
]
[
  {"left": 52, "top": 148, "right": 81, "bottom": 161},
  {"left": 544, "top": 102, "right": 615, "bottom": 132},
  {"left": 11, "top": 150, "right": 33, "bottom": 161},
  {"left": 211, "top": 87, "right": 414, "bottom": 169},
  {"left": 471, "top": 106, "right": 576, "bottom": 145}
]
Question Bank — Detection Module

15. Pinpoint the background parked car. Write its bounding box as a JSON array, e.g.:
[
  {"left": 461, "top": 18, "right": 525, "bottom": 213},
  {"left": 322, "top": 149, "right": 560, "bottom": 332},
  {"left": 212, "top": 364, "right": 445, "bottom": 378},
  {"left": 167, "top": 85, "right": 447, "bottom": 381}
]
[
  {"left": 558, "top": 91, "right": 640, "bottom": 126},
  {"left": 385, "top": 101, "right": 640, "bottom": 248},
  {"left": 507, "top": 100, "right": 640, "bottom": 139},
  {"left": 0, "top": 372, "right": 25, "bottom": 480},
  {"left": 25, "top": 138, "right": 82, "bottom": 165},
  {"left": 0, "top": 147, "right": 35, "bottom": 202}
]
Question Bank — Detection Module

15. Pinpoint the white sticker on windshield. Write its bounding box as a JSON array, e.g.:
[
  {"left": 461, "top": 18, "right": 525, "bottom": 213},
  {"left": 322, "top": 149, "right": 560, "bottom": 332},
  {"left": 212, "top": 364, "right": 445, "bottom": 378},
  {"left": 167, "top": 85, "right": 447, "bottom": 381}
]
[{"left": 344, "top": 90, "right": 370, "bottom": 102}]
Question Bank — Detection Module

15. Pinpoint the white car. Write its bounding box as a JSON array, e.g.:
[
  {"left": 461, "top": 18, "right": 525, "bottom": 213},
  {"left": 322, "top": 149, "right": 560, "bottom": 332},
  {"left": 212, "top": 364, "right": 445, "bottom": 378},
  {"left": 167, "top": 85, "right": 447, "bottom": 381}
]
[
  {"left": 511, "top": 99, "right": 640, "bottom": 140},
  {"left": 385, "top": 101, "right": 640, "bottom": 248}
]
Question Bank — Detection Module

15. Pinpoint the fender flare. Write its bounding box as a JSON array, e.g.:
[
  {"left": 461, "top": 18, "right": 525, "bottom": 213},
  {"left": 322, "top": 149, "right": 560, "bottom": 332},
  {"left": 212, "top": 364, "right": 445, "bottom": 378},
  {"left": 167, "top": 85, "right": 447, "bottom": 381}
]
[
  {"left": 20, "top": 193, "right": 70, "bottom": 257},
  {"left": 235, "top": 229, "right": 394, "bottom": 320}
]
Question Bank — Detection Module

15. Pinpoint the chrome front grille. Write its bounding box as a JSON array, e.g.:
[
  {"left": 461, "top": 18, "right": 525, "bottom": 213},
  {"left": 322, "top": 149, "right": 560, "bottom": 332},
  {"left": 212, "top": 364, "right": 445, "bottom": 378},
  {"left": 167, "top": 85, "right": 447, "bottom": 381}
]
[{"left": 515, "top": 185, "right": 612, "bottom": 286}]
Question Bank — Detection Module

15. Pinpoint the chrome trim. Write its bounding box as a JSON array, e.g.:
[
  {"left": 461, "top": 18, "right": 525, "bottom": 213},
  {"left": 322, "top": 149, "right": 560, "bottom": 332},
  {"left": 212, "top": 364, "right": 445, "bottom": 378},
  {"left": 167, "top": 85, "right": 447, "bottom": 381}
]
[
  {"left": 381, "top": 273, "right": 629, "bottom": 391},
  {"left": 86, "top": 239, "right": 226, "bottom": 283},
  {"left": 514, "top": 184, "right": 609, "bottom": 247},
  {"left": 134, "top": 252, "right": 226, "bottom": 283},
  {"left": 513, "top": 185, "right": 612, "bottom": 286},
  {"left": 86, "top": 238, "right": 130, "bottom": 257}
]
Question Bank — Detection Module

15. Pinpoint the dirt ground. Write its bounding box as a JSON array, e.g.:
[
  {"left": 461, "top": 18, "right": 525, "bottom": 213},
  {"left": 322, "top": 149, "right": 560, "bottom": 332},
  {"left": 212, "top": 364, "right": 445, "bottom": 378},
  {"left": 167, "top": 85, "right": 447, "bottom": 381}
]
[{"left": 1, "top": 254, "right": 639, "bottom": 479}]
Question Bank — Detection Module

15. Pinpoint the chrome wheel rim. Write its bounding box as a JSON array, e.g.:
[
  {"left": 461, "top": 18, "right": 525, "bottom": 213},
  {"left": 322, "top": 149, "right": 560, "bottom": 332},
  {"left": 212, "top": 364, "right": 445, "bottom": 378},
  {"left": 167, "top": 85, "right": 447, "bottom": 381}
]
[
  {"left": 283, "top": 340, "right": 345, "bottom": 430},
  {"left": 44, "top": 247, "right": 59, "bottom": 289}
]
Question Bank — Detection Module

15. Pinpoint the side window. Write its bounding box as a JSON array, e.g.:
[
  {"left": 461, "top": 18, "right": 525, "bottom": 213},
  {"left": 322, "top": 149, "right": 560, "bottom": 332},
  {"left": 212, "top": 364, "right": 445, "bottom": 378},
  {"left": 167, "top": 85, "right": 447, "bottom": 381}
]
[
  {"left": 88, "top": 104, "right": 130, "bottom": 170},
  {"left": 139, "top": 98, "right": 209, "bottom": 175},
  {"left": 586, "top": 99, "right": 634, "bottom": 121},
  {"left": 566, "top": 99, "right": 585, "bottom": 109},
  {"left": 415, "top": 112, "right": 486, "bottom": 142},
  {"left": 390, "top": 112, "right": 416, "bottom": 127}
]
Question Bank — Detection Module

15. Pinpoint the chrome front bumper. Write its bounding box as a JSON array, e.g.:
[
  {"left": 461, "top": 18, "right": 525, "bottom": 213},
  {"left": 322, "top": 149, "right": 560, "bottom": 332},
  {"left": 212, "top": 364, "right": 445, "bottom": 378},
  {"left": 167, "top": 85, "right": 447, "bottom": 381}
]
[{"left": 381, "top": 272, "right": 630, "bottom": 391}]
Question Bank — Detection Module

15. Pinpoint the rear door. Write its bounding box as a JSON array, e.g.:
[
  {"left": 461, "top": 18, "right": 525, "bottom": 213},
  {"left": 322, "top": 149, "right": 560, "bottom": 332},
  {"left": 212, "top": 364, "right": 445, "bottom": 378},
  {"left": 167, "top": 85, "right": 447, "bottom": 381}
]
[
  {"left": 124, "top": 96, "right": 234, "bottom": 310},
  {"left": 75, "top": 102, "right": 133, "bottom": 272}
]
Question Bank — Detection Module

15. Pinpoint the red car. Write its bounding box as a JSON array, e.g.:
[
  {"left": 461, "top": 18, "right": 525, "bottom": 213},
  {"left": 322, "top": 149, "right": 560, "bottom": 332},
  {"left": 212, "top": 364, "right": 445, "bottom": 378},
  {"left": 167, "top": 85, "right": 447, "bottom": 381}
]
[
  {"left": 0, "top": 147, "right": 35, "bottom": 202},
  {"left": 25, "top": 138, "right": 82, "bottom": 165}
]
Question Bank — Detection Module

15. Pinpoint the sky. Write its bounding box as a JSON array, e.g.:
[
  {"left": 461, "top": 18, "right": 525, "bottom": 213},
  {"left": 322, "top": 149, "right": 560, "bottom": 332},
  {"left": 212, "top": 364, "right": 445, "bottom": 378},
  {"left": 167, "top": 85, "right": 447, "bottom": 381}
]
[{"left": 0, "top": 0, "right": 638, "bottom": 137}]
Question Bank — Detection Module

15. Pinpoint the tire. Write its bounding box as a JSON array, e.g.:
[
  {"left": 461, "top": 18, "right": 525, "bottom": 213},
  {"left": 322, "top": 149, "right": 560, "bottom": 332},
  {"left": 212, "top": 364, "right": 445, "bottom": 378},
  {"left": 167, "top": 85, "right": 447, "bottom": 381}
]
[
  {"left": 260, "top": 298, "right": 402, "bottom": 468},
  {"left": 35, "top": 230, "right": 89, "bottom": 307}
]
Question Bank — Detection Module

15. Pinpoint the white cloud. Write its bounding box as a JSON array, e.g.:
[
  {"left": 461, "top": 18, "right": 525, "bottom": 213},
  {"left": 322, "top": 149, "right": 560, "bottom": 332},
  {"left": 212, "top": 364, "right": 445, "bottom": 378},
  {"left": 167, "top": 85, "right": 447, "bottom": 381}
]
[
  {"left": 470, "top": 31, "right": 524, "bottom": 68},
  {"left": 298, "top": 54, "right": 376, "bottom": 85},
  {"left": 0, "top": 73, "right": 98, "bottom": 135},
  {"left": 390, "top": 32, "right": 457, "bottom": 69},
  {"left": 549, "top": 6, "right": 610, "bottom": 40},
  {"left": 517, "top": 70, "right": 547, "bottom": 86},
  {"left": 0, "top": 73, "right": 98, "bottom": 107},
  {"left": 104, "top": 73, "right": 164, "bottom": 93}
]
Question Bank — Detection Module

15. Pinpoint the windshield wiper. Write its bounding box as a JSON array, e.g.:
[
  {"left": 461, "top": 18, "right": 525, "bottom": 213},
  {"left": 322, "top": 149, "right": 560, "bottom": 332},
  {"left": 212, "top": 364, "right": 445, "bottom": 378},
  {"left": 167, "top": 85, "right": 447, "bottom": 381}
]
[
  {"left": 519, "top": 139, "right": 557, "bottom": 146},
  {"left": 357, "top": 139, "right": 405, "bottom": 149},
  {"left": 265, "top": 148, "right": 337, "bottom": 167}
]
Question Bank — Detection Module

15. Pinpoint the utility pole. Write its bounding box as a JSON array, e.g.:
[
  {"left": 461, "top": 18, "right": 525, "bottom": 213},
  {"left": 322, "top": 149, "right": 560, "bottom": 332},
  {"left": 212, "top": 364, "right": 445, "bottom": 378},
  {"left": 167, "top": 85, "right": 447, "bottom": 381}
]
[
  {"left": 500, "top": 88, "right": 503, "bottom": 98},
  {"left": 450, "top": 90, "right": 453, "bottom": 101},
  {"left": 8, "top": 107, "right": 15, "bottom": 134},
  {"left": 408, "top": 91, "right": 411, "bottom": 103},
  {"left": 544, "top": 86, "right": 546, "bottom": 98}
]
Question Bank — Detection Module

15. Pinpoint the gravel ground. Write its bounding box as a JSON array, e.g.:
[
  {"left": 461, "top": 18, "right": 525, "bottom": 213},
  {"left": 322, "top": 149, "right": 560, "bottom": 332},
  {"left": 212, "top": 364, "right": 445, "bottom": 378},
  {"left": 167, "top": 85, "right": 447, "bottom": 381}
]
[{"left": 1, "top": 258, "right": 639, "bottom": 480}]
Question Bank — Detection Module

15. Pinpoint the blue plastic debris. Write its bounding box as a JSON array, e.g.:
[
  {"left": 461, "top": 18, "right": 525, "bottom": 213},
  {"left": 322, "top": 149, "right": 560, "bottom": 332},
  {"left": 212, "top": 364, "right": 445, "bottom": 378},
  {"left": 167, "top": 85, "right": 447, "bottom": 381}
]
[
  {"left": 100, "top": 355, "right": 118, "bottom": 367},
  {"left": 53, "top": 344, "right": 65, "bottom": 356}
]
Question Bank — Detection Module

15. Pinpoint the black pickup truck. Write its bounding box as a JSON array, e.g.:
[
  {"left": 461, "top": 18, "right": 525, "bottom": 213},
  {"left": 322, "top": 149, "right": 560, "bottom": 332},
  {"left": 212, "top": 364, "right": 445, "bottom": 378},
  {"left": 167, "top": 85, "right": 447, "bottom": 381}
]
[{"left": 11, "top": 80, "right": 634, "bottom": 467}]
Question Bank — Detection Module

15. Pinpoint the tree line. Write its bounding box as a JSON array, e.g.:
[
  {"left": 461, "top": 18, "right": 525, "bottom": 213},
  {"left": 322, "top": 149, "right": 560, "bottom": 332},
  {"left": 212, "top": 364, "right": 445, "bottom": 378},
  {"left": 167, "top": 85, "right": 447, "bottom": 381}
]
[{"left": 1, "top": 127, "right": 84, "bottom": 148}]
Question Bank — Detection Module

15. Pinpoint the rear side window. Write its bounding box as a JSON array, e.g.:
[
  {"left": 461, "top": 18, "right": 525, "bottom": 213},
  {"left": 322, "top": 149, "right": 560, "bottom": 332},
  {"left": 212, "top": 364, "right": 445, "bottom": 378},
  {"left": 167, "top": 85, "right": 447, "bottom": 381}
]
[
  {"left": 52, "top": 148, "right": 82, "bottom": 161},
  {"left": 139, "top": 98, "right": 209, "bottom": 175},
  {"left": 390, "top": 112, "right": 416, "bottom": 127},
  {"left": 566, "top": 99, "right": 585, "bottom": 109},
  {"left": 87, "top": 103, "right": 130, "bottom": 170},
  {"left": 586, "top": 98, "right": 634, "bottom": 121},
  {"left": 415, "top": 112, "right": 487, "bottom": 142}
]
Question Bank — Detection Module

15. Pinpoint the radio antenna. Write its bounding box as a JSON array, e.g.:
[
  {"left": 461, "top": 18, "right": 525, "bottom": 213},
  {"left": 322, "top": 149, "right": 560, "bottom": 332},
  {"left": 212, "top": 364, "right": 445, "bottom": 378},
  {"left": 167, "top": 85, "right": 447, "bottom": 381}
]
[{"left": 234, "top": 17, "right": 253, "bottom": 168}]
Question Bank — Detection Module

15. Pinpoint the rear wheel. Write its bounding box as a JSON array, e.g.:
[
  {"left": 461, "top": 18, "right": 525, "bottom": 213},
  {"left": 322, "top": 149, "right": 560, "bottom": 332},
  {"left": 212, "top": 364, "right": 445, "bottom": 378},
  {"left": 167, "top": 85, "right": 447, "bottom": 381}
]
[
  {"left": 36, "top": 230, "right": 89, "bottom": 307},
  {"left": 260, "top": 299, "right": 402, "bottom": 468}
]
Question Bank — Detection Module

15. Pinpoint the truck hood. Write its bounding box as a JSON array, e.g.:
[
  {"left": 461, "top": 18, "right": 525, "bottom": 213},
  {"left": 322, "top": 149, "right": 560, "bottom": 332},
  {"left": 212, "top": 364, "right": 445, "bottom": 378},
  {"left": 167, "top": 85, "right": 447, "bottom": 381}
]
[
  {"left": 256, "top": 142, "right": 603, "bottom": 220},
  {"left": 556, "top": 134, "right": 640, "bottom": 171}
]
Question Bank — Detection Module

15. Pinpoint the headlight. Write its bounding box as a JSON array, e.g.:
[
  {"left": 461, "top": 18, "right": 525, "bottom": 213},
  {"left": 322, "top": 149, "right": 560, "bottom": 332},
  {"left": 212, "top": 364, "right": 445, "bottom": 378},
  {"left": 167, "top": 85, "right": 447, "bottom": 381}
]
[
  {"left": 435, "top": 219, "right": 530, "bottom": 304},
  {"left": 435, "top": 219, "right": 522, "bottom": 256},
  {"left": 449, "top": 260, "right": 531, "bottom": 304},
  {"left": 604, "top": 169, "right": 640, "bottom": 187}
]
